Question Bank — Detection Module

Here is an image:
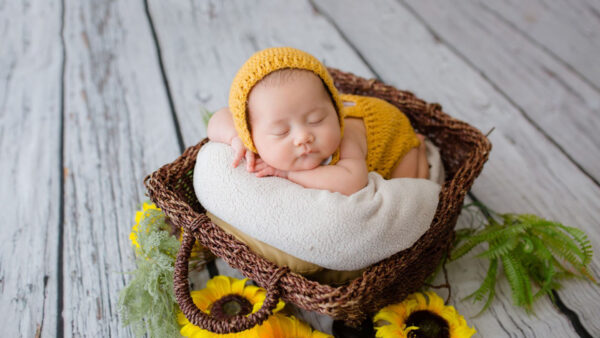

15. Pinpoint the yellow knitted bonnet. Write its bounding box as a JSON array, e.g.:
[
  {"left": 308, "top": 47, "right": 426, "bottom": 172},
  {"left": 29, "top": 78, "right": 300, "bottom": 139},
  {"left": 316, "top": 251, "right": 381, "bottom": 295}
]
[{"left": 229, "top": 47, "right": 345, "bottom": 153}]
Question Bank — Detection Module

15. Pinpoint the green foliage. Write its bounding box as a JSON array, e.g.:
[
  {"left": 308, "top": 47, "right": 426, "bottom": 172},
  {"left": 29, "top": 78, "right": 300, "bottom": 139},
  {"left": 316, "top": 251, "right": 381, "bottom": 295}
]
[
  {"left": 452, "top": 202, "right": 596, "bottom": 314},
  {"left": 200, "top": 106, "right": 215, "bottom": 130},
  {"left": 118, "top": 206, "right": 182, "bottom": 338}
]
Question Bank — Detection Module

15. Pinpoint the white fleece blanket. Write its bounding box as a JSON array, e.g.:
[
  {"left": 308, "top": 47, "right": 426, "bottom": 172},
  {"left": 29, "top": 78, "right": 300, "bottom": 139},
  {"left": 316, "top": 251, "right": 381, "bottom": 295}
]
[{"left": 194, "top": 141, "right": 444, "bottom": 271}]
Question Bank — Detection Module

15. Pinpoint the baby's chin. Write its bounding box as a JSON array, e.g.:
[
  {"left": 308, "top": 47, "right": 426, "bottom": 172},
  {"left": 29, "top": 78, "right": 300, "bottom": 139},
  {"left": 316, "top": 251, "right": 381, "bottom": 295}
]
[
  {"left": 288, "top": 154, "right": 327, "bottom": 171},
  {"left": 268, "top": 155, "right": 323, "bottom": 172}
]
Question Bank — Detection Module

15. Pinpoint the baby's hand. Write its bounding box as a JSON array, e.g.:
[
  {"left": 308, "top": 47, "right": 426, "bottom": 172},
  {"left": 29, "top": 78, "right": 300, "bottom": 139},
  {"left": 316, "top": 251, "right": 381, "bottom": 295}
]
[
  {"left": 253, "top": 158, "right": 289, "bottom": 179},
  {"left": 231, "top": 136, "right": 256, "bottom": 171}
]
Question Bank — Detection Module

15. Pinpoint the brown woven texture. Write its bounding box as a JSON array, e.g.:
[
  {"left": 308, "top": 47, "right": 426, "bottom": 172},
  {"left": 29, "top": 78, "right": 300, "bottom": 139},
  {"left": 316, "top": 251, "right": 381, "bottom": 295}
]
[{"left": 144, "top": 68, "right": 492, "bottom": 334}]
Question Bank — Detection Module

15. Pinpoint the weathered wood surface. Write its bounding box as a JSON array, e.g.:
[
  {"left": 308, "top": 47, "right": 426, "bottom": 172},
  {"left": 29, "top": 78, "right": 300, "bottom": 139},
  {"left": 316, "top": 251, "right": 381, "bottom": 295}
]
[
  {"left": 0, "top": 1, "right": 62, "bottom": 337},
  {"left": 405, "top": 0, "right": 600, "bottom": 184},
  {"left": 1, "top": 0, "right": 599, "bottom": 337},
  {"left": 482, "top": 0, "right": 600, "bottom": 91},
  {"left": 60, "top": 0, "right": 180, "bottom": 337}
]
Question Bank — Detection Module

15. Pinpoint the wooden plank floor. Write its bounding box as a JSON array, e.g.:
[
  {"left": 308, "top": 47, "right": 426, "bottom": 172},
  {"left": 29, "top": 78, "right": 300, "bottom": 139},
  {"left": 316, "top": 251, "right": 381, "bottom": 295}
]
[{"left": 1, "top": 0, "right": 598, "bottom": 337}]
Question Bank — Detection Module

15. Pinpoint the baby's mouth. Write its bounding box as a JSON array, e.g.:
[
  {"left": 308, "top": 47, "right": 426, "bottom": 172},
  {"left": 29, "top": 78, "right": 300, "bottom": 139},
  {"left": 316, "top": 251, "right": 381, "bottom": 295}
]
[
  {"left": 300, "top": 146, "right": 314, "bottom": 156},
  {"left": 301, "top": 149, "right": 315, "bottom": 156}
]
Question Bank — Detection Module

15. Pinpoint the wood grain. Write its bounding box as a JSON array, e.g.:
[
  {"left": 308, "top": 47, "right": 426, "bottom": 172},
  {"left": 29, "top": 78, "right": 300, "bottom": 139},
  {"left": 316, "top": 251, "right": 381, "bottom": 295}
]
[
  {"left": 314, "top": 0, "right": 599, "bottom": 336},
  {"left": 60, "top": 0, "right": 181, "bottom": 336},
  {"left": 0, "top": 1, "right": 62, "bottom": 337},
  {"left": 405, "top": 0, "right": 600, "bottom": 184},
  {"left": 482, "top": 0, "right": 600, "bottom": 90}
]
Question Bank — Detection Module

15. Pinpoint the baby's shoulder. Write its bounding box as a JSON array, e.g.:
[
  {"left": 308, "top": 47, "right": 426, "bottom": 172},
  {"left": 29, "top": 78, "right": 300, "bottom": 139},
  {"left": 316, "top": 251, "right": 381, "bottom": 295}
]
[{"left": 340, "top": 117, "right": 367, "bottom": 159}]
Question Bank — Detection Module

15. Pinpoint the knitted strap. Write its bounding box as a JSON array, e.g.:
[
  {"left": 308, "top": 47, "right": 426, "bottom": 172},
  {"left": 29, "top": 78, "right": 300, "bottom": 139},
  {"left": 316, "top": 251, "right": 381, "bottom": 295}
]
[{"left": 174, "top": 221, "right": 285, "bottom": 334}]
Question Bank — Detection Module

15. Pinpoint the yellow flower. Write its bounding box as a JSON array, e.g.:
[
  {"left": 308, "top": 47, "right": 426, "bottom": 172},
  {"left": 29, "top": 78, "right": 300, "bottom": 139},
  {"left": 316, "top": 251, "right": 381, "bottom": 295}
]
[
  {"left": 129, "top": 201, "right": 162, "bottom": 249},
  {"left": 255, "top": 314, "right": 333, "bottom": 338},
  {"left": 177, "top": 276, "right": 285, "bottom": 337},
  {"left": 374, "top": 291, "right": 476, "bottom": 338},
  {"left": 129, "top": 201, "right": 203, "bottom": 257}
]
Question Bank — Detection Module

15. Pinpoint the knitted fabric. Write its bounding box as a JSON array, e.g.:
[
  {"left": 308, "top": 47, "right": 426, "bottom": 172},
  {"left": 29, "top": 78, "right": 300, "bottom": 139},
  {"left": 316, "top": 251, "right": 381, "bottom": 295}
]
[
  {"left": 334, "top": 94, "right": 421, "bottom": 179},
  {"left": 228, "top": 47, "right": 345, "bottom": 153}
]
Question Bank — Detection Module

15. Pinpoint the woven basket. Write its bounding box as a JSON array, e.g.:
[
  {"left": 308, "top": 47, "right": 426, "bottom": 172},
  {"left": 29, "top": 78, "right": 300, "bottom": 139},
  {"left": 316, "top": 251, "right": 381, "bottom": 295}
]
[{"left": 144, "top": 68, "right": 491, "bottom": 334}]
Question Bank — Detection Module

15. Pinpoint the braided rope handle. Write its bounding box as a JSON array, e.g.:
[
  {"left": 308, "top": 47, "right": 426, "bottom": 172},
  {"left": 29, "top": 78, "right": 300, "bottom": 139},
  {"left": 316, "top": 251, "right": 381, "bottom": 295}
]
[{"left": 173, "top": 218, "right": 286, "bottom": 334}]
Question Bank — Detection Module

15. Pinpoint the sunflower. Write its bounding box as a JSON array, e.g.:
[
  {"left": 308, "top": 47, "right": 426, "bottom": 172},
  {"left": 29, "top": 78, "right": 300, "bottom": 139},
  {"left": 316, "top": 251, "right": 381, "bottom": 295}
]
[
  {"left": 254, "top": 314, "right": 333, "bottom": 338},
  {"left": 374, "top": 291, "right": 476, "bottom": 338},
  {"left": 177, "top": 276, "right": 286, "bottom": 337}
]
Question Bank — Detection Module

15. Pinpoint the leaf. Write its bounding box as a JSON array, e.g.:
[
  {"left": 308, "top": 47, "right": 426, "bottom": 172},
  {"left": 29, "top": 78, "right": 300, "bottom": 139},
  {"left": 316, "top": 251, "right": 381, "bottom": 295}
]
[
  {"left": 532, "top": 221, "right": 585, "bottom": 260},
  {"left": 501, "top": 253, "right": 533, "bottom": 310},
  {"left": 477, "top": 238, "right": 518, "bottom": 259},
  {"left": 453, "top": 204, "right": 596, "bottom": 315},
  {"left": 556, "top": 224, "right": 594, "bottom": 266},
  {"left": 200, "top": 106, "right": 215, "bottom": 129},
  {"left": 531, "top": 227, "right": 587, "bottom": 274},
  {"left": 451, "top": 236, "right": 485, "bottom": 261},
  {"left": 119, "top": 205, "right": 182, "bottom": 338},
  {"left": 464, "top": 258, "right": 498, "bottom": 316},
  {"left": 454, "top": 228, "right": 478, "bottom": 246}
]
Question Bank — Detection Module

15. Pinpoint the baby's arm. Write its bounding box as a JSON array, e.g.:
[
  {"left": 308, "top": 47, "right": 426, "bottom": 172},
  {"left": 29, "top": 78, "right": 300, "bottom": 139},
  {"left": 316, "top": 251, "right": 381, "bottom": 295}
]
[
  {"left": 254, "top": 157, "right": 367, "bottom": 196},
  {"left": 288, "top": 158, "right": 368, "bottom": 196},
  {"left": 207, "top": 107, "right": 237, "bottom": 144},
  {"left": 254, "top": 122, "right": 369, "bottom": 196},
  {"left": 207, "top": 107, "right": 255, "bottom": 169}
]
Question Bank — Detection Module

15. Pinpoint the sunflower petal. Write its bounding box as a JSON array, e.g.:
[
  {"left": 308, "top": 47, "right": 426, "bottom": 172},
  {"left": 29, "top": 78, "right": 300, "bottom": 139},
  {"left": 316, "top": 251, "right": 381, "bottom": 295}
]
[
  {"left": 207, "top": 275, "right": 233, "bottom": 296},
  {"left": 375, "top": 324, "right": 406, "bottom": 338},
  {"left": 426, "top": 291, "right": 447, "bottom": 315},
  {"left": 231, "top": 277, "right": 248, "bottom": 295},
  {"left": 373, "top": 308, "right": 403, "bottom": 326}
]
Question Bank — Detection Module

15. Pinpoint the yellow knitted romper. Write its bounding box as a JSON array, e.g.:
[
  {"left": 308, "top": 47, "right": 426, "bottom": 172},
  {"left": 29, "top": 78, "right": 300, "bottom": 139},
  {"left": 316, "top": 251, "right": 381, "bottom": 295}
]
[
  {"left": 335, "top": 94, "right": 420, "bottom": 179},
  {"left": 229, "top": 47, "right": 420, "bottom": 179}
]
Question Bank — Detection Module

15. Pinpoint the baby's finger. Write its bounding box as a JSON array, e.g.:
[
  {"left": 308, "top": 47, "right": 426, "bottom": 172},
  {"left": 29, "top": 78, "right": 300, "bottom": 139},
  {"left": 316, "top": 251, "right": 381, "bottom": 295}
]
[
  {"left": 232, "top": 149, "right": 244, "bottom": 168},
  {"left": 256, "top": 167, "right": 273, "bottom": 177},
  {"left": 253, "top": 158, "right": 265, "bottom": 169},
  {"left": 253, "top": 162, "right": 266, "bottom": 172},
  {"left": 246, "top": 151, "right": 256, "bottom": 171}
]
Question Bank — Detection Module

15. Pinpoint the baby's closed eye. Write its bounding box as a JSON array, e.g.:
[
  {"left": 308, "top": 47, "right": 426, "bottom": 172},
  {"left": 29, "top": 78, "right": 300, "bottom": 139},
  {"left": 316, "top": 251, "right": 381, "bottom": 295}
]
[
  {"left": 271, "top": 129, "right": 289, "bottom": 136},
  {"left": 308, "top": 116, "right": 325, "bottom": 124}
]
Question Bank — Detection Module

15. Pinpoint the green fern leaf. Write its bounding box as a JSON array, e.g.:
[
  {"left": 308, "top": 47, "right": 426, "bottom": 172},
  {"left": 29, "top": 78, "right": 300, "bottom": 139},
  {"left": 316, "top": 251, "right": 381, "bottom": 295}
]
[
  {"left": 477, "top": 238, "right": 518, "bottom": 259},
  {"left": 531, "top": 228, "right": 586, "bottom": 272},
  {"left": 467, "top": 258, "right": 499, "bottom": 317},
  {"left": 501, "top": 253, "right": 533, "bottom": 310},
  {"left": 556, "top": 224, "right": 594, "bottom": 266},
  {"left": 454, "top": 204, "right": 596, "bottom": 315},
  {"left": 465, "top": 258, "right": 498, "bottom": 301},
  {"left": 451, "top": 236, "right": 486, "bottom": 261},
  {"left": 533, "top": 223, "right": 585, "bottom": 259}
]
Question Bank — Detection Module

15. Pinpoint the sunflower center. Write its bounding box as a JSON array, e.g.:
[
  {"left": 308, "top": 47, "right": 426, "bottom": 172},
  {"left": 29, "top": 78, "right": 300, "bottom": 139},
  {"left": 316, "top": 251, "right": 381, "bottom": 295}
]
[
  {"left": 406, "top": 310, "right": 449, "bottom": 338},
  {"left": 210, "top": 295, "right": 253, "bottom": 319}
]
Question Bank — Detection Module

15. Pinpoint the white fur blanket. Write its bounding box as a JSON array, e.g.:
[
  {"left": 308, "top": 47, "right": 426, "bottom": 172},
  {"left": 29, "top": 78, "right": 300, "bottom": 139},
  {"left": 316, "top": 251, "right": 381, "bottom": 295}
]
[{"left": 194, "top": 141, "right": 443, "bottom": 271}]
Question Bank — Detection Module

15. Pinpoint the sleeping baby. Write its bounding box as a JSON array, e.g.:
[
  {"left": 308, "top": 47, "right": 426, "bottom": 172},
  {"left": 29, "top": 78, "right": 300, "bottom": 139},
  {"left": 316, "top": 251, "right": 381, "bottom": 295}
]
[{"left": 208, "top": 47, "right": 429, "bottom": 196}]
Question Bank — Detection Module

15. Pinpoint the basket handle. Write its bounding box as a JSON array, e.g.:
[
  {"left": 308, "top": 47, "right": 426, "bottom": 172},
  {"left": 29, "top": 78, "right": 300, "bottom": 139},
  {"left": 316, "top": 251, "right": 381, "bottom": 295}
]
[{"left": 173, "top": 222, "right": 285, "bottom": 334}]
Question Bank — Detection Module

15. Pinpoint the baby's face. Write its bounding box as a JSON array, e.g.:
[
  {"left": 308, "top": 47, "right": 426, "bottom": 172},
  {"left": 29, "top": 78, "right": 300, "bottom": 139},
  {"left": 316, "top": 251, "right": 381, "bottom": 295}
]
[{"left": 247, "top": 71, "right": 341, "bottom": 171}]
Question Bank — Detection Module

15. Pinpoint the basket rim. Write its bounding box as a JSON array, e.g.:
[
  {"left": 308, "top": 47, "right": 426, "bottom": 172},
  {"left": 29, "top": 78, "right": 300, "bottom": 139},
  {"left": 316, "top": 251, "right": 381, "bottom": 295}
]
[{"left": 144, "top": 67, "right": 492, "bottom": 320}]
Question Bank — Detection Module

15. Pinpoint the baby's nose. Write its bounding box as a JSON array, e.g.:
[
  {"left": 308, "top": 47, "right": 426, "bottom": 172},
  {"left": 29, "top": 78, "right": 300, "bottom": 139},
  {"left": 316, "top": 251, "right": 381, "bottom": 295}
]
[{"left": 293, "top": 132, "right": 314, "bottom": 146}]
